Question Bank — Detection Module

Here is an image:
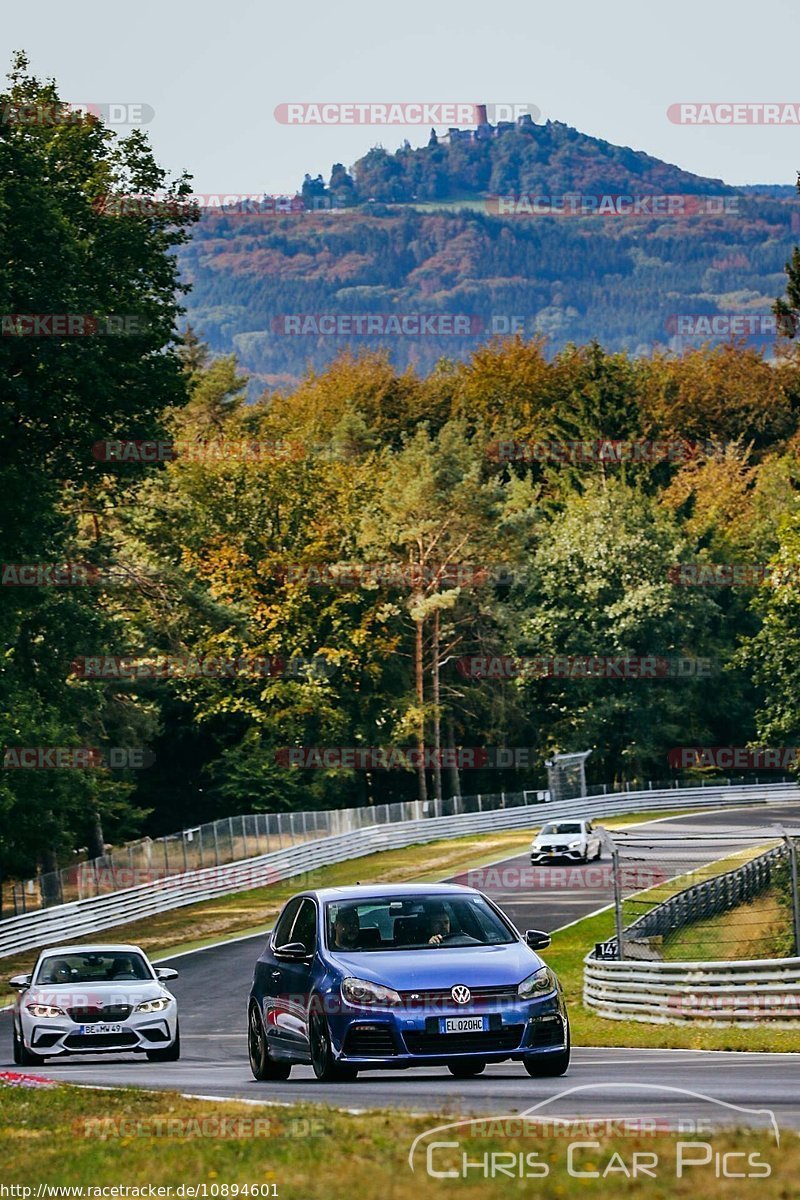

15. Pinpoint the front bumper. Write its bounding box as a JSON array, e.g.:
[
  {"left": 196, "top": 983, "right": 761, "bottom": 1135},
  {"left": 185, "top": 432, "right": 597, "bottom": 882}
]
[
  {"left": 20, "top": 1007, "right": 178, "bottom": 1056},
  {"left": 531, "top": 847, "right": 585, "bottom": 862},
  {"left": 327, "top": 992, "right": 567, "bottom": 1068}
]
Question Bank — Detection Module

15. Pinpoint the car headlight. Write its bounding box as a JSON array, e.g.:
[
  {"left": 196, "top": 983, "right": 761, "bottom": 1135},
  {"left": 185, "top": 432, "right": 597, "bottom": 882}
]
[
  {"left": 518, "top": 966, "right": 557, "bottom": 999},
  {"left": 134, "top": 996, "right": 171, "bottom": 1013},
  {"left": 568, "top": 840, "right": 582, "bottom": 849},
  {"left": 341, "top": 977, "right": 402, "bottom": 1007},
  {"left": 25, "top": 1003, "right": 65, "bottom": 1018}
]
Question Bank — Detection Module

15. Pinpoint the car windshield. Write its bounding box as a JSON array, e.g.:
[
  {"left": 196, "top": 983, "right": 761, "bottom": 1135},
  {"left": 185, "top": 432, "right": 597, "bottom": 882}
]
[
  {"left": 325, "top": 895, "right": 516, "bottom": 951},
  {"left": 35, "top": 951, "right": 152, "bottom": 985},
  {"left": 540, "top": 823, "right": 583, "bottom": 835}
]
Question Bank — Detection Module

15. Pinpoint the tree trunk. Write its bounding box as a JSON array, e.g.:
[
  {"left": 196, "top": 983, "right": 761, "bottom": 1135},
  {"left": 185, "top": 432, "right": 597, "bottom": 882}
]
[
  {"left": 414, "top": 614, "right": 428, "bottom": 804},
  {"left": 431, "top": 608, "right": 443, "bottom": 802},
  {"left": 446, "top": 715, "right": 462, "bottom": 800},
  {"left": 39, "top": 843, "right": 62, "bottom": 907},
  {"left": 88, "top": 809, "right": 106, "bottom": 859}
]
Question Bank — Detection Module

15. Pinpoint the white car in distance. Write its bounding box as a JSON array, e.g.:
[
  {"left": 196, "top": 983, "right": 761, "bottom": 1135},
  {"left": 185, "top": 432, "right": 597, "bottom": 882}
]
[
  {"left": 530, "top": 819, "right": 603, "bottom": 864},
  {"left": 9, "top": 943, "right": 180, "bottom": 1065}
]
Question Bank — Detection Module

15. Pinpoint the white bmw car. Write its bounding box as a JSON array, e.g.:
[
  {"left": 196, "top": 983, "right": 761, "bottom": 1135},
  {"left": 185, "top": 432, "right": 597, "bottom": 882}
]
[{"left": 9, "top": 943, "right": 180, "bottom": 1064}]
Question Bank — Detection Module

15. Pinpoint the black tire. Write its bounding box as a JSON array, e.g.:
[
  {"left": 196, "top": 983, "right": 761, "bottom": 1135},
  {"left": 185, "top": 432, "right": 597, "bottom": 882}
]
[
  {"left": 309, "top": 1011, "right": 357, "bottom": 1082},
  {"left": 248, "top": 1004, "right": 291, "bottom": 1081},
  {"left": 13, "top": 1022, "right": 46, "bottom": 1066},
  {"left": 447, "top": 1058, "right": 486, "bottom": 1078},
  {"left": 12, "top": 1022, "right": 22, "bottom": 1065},
  {"left": 146, "top": 1021, "right": 181, "bottom": 1063},
  {"left": 523, "top": 1022, "right": 570, "bottom": 1077}
]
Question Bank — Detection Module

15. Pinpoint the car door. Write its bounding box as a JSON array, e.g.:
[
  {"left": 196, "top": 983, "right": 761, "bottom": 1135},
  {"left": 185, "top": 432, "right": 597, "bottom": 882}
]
[
  {"left": 271, "top": 897, "right": 318, "bottom": 1059},
  {"left": 260, "top": 897, "right": 303, "bottom": 1055}
]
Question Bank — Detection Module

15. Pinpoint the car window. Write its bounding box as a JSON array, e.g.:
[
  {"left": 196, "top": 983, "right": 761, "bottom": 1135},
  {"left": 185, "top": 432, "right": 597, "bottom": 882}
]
[
  {"left": 325, "top": 894, "right": 516, "bottom": 951},
  {"left": 541, "top": 822, "right": 582, "bottom": 835},
  {"left": 273, "top": 898, "right": 302, "bottom": 947},
  {"left": 35, "top": 951, "right": 152, "bottom": 985},
  {"left": 290, "top": 898, "right": 317, "bottom": 952}
]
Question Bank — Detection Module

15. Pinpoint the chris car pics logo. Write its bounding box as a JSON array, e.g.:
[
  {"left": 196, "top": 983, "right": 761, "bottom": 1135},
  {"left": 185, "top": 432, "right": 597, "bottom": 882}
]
[{"left": 408, "top": 1085, "right": 778, "bottom": 1181}]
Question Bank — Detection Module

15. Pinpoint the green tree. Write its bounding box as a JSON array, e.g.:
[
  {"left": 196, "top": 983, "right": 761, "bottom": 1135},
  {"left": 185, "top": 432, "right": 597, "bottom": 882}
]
[
  {"left": 514, "top": 480, "right": 724, "bottom": 783},
  {"left": 0, "top": 52, "right": 196, "bottom": 887}
]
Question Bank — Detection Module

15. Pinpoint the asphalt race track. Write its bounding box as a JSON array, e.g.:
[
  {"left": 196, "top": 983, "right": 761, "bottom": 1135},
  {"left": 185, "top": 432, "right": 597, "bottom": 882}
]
[{"left": 3, "top": 802, "right": 800, "bottom": 1130}]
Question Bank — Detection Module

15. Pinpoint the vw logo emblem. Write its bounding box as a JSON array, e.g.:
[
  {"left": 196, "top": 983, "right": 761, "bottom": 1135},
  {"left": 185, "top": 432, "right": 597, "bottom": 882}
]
[{"left": 451, "top": 985, "right": 471, "bottom": 1005}]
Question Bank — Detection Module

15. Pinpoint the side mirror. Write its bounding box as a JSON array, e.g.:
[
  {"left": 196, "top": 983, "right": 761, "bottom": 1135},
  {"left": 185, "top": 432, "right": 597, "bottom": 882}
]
[
  {"left": 155, "top": 967, "right": 178, "bottom": 981},
  {"left": 8, "top": 974, "right": 31, "bottom": 991},
  {"left": 525, "top": 929, "right": 551, "bottom": 951},
  {"left": 275, "top": 942, "right": 309, "bottom": 961}
]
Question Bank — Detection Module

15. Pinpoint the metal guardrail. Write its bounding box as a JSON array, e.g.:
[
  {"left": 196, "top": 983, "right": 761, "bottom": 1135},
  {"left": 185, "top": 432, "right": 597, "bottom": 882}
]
[
  {"left": 584, "top": 954, "right": 800, "bottom": 1025},
  {"left": 1, "top": 781, "right": 794, "bottom": 959}
]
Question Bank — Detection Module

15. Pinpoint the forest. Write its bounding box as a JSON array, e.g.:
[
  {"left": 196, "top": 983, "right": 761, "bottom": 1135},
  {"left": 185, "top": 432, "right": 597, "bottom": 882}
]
[{"left": 3, "top": 56, "right": 800, "bottom": 885}]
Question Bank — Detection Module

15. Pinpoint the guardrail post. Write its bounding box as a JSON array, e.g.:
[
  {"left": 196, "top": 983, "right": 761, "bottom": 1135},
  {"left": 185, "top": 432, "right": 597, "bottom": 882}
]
[
  {"left": 784, "top": 833, "right": 800, "bottom": 956},
  {"left": 611, "top": 843, "right": 625, "bottom": 960}
]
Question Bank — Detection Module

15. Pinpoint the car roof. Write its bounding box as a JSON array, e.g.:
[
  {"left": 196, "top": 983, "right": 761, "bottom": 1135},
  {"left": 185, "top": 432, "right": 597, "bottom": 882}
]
[
  {"left": 296, "top": 883, "right": 480, "bottom": 902},
  {"left": 37, "top": 944, "right": 147, "bottom": 957}
]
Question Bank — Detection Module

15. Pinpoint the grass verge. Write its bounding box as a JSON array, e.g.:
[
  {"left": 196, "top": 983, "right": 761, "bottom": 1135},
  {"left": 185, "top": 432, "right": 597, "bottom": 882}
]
[
  {"left": 662, "top": 886, "right": 792, "bottom": 961},
  {"left": 0, "top": 1078, "right": 793, "bottom": 1197}
]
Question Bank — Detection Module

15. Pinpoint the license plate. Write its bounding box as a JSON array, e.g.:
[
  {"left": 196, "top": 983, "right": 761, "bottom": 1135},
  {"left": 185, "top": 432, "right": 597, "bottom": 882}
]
[
  {"left": 439, "top": 1016, "right": 488, "bottom": 1034},
  {"left": 78, "top": 1023, "right": 123, "bottom": 1035}
]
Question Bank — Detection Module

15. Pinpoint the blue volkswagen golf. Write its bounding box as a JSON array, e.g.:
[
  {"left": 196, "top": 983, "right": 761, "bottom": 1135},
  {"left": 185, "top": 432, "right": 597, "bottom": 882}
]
[{"left": 247, "top": 883, "right": 569, "bottom": 1082}]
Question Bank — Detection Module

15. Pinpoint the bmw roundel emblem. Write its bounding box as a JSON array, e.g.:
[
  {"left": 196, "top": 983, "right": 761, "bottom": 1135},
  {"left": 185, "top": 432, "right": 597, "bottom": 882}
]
[{"left": 451, "top": 984, "right": 471, "bottom": 1005}]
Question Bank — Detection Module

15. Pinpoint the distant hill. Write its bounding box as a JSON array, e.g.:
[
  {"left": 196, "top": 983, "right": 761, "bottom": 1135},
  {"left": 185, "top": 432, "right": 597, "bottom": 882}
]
[
  {"left": 176, "top": 118, "right": 797, "bottom": 389},
  {"left": 320, "top": 117, "right": 733, "bottom": 204}
]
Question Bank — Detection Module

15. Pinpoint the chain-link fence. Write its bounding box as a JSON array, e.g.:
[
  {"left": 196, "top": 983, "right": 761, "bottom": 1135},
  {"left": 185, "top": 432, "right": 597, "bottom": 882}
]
[
  {"left": 4, "top": 773, "right": 796, "bottom": 918},
  {"left": 546, "top": 750, "right": 592, "bottom": 803},
  {"left": 2, "top": 789, "right": 543, "bottom": 916},
  {"left": 598, "top": 829, "right": 800, "bottom": 962}
]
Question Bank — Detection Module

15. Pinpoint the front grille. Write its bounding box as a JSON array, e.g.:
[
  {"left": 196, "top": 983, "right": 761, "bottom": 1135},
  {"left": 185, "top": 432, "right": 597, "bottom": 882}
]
[
  {"left": 68, "top": 1004, "right": 132, "bottom": 1023},
  {"left": 343, "top": 1024, "right": 398, "bottom": 1057},
  {"left": 528, "top": 1016, "right": 564, "bottom": 1047},
  {"left": 63, "top": 1032, "right": 138, "bottom": 1049},
  {"left": 397, "top": 985, "right": 519, "bottom": 1010},
  {"left": 404, "top": 1024, "right": 524, "bottom": 1055}
]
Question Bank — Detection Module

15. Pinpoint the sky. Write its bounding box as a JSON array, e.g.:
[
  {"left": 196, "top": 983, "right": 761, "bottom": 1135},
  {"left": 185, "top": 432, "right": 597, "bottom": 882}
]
[{"left": 3, "top": 0, "right": 800, "bottom": 195}]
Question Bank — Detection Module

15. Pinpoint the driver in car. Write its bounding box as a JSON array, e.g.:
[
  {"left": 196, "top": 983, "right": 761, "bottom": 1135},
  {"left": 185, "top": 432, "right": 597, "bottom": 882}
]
[
  {"left": 331, "top": 906, "right": 361, "bottom": 949},
  {"left": 427, "top": 906, "right": 452, "bottom": 945}
]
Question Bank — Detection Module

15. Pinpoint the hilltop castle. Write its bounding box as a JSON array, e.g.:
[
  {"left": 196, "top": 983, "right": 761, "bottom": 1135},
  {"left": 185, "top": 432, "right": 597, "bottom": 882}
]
[{"left": 432, "top": 104, "right": 539, "bottom": 146}]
